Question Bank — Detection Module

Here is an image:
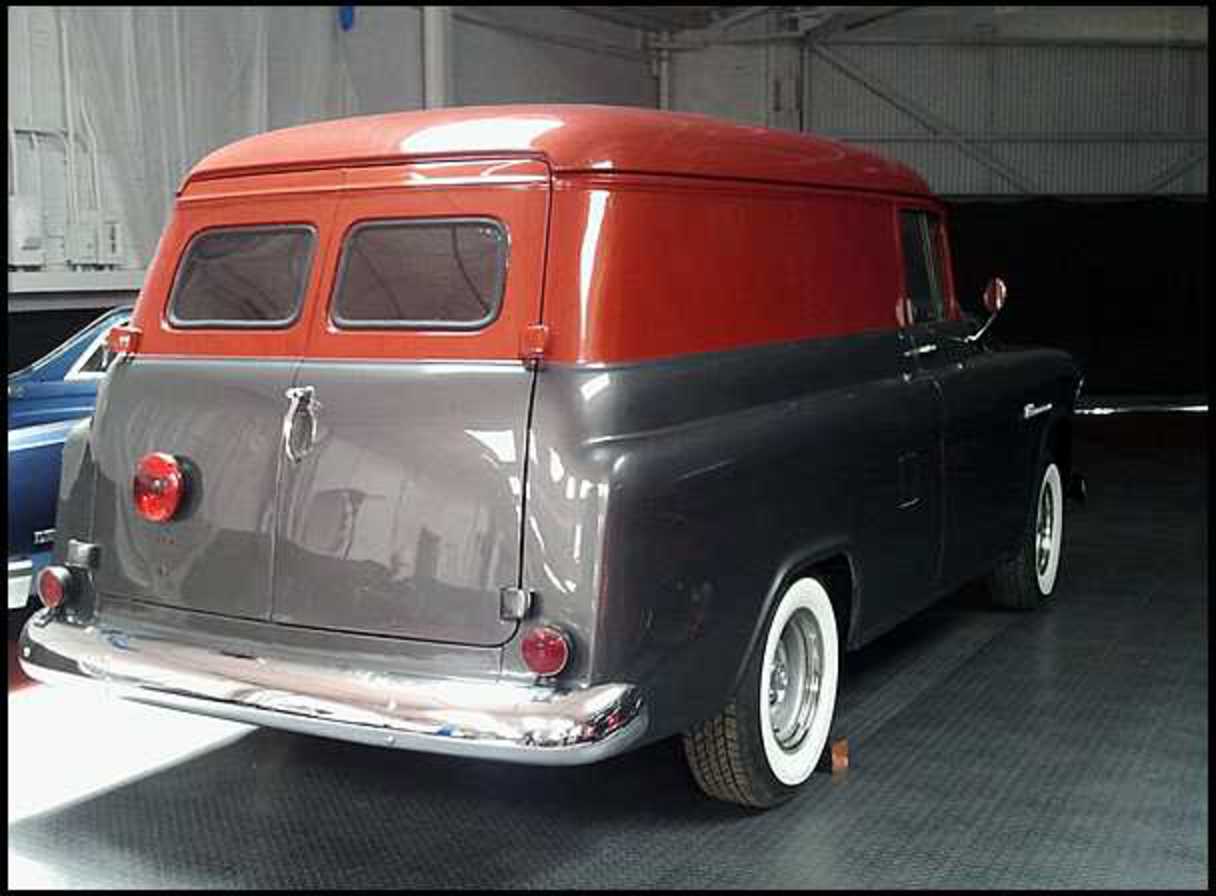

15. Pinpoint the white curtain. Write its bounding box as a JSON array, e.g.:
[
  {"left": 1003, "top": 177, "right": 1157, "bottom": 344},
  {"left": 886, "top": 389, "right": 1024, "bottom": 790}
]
[{"left": 64, "top": 6, "right": 357, "bottom": 267}]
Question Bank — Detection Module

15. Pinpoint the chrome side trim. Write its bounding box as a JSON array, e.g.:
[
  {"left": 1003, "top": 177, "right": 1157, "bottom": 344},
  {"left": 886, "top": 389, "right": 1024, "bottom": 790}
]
[
  {"left": 8, "top": 559, "right": 33, "bottom": 610},
  {"left": 1077, "top": 403, "right": 1208, "bottom": 416},
  {"left": 19, "top": 614, "right": 648, "bottom": 766}
]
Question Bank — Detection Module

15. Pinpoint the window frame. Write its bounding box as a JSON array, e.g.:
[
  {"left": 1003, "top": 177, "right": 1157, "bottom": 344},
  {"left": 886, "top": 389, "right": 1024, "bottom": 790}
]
[
  {"left": 897, "top": 208, "right": 948, "bottom": 326},
  {"left": 328, "top": 216, "right": 510, "bottom": 332},
  {"left": 165, "top": 223, "right": 318, "bottom": 330}
]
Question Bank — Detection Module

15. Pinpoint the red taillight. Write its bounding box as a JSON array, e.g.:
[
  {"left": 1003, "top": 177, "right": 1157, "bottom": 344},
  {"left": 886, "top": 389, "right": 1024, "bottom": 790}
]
[
  {"left": 521, "top": 625, "right": 571, "bottom": 676},
  {"left": 133, "top": 452, "right": 185, "bottom": 523},
  {"left": 36, "top": 566, "right": 71, "bottom": 609}
]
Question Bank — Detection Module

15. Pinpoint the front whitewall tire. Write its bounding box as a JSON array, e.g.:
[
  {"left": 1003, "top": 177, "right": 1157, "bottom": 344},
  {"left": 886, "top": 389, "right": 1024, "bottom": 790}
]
[
  {"left": 1034, "top": 463, "right": 1064, "bottom": 596},
  {"left": 988, "top": 452, "right": 1067, "bottom": 610}
]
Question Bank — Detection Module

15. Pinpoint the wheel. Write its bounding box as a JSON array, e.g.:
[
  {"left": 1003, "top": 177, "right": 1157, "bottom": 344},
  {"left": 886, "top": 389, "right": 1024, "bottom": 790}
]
[
  {"left": 988, "top": 457, "right": 1065, "bottom": 609},
  {"left": 682, "top": 577, "right": 840, "bottom": 808}
]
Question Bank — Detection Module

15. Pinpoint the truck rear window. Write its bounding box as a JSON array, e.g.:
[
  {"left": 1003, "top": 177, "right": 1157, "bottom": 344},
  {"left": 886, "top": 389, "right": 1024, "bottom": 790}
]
[
  {"left": 331, "top": 219, "right": 507, "bottom": 329},
  {"left": 168, "top": 226, "right": 315, "bottom": 327}
]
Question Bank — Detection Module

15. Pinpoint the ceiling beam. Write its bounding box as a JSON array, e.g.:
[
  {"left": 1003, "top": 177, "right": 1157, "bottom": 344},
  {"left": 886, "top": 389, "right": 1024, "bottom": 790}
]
[
  {"left": 709, "top": 6, "right": 772, "bottom": 32},
  {"left": 452, "top": 9, "right": 648, "bottom": 60},
  {"left": 561, "top": 6, "right": 659, "bottom": 31}
]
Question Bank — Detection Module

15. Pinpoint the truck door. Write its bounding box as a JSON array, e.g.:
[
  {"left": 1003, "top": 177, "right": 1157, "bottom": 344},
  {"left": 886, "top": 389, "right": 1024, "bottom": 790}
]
[
  {"left": 897, "top": 206, "right": 1029, "bottom": 590},
  {"left": 270, "top": 159, "right": 550, "bottom": 647}
]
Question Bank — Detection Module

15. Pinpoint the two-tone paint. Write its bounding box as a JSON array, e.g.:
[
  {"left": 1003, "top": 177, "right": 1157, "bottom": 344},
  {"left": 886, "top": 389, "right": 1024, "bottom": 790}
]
[{"left": 21, "top": 106, "right": 1081, "bottom": 762}]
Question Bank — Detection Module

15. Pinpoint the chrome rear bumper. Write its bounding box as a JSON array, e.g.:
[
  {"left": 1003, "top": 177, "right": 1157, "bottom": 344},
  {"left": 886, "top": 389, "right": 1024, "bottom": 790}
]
[{"left": 19, "top": 611, "right": 647, "bottom": 766}]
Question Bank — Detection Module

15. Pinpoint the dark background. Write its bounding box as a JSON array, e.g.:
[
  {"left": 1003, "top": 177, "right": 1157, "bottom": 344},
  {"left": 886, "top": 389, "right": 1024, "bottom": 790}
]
[
  {"left": 8, "top": 198, "right": 1209, "bottom": 398},
  {"left": 948, "top": 197, "right": 1208, "bottom": 398},
  {"left": 9, "top": 306, "right": 128, "bottom": 374}
]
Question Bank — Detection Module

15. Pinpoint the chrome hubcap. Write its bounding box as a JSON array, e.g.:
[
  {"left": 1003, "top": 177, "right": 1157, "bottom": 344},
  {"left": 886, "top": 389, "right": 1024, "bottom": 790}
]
[
  {"left": 1036, "top": 478, "right": 1055, "bottom": 576},
  {"left": 767, "top": 608, "right": 822, "bottom": 751}
]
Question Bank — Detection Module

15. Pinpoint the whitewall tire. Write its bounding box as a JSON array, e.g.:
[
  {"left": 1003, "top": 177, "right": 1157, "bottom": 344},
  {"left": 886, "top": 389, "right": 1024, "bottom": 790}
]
[
  {"left": 1033, "top": 463, "right": 1064, "bottom": 596},
  {"left": 683, "top": 576, "right": 840, "bottom": 807},
  {"left": 989, "top": 457, "right": 1066, "bottom": 610}
]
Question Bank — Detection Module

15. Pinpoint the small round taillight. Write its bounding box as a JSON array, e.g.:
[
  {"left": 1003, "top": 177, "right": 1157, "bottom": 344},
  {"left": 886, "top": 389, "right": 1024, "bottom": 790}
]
[
  {"left": 134, "top": 452, "right": 185, "bottom": 523},
  {"left": 521, "top": 625, "right": 571, "bottom": 677},
  {"left": 36, "top": 566, "right": 72, "bottom": 610}
]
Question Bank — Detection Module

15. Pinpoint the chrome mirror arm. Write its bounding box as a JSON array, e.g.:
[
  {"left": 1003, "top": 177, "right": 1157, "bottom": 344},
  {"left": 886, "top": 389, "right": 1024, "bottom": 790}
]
[
  {"left": 965, "top": 276, "right": 1009, "bottom": 344},
  {"left": 963, "top": 307, "right": 1001, "bottom": 344}
]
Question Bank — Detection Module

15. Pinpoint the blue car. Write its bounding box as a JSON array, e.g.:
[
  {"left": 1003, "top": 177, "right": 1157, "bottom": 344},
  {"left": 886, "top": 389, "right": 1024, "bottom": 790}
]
[{"left": 8, "top": 306, "right": 132, "bottom": 613}]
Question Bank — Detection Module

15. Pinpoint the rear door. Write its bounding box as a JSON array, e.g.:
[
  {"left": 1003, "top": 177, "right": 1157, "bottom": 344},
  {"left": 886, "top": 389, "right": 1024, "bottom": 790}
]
[
  {"left": 91, "top": 173, "right": 339, "bottom": 619},
  {"left": 270, "top": 159, "right": 550, "bottom": 646}
]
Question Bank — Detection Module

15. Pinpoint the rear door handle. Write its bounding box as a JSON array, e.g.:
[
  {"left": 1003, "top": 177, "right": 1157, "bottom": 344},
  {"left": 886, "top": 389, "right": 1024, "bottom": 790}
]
[
  {"left": 903, "top": 343, "right": 939, "bottom": 358},
  {"left": 283, "top": 386, "right": 321, "bottom": 463},
  {"left": 1023, "top": 402, "right": 1053, "bottom": 420}
]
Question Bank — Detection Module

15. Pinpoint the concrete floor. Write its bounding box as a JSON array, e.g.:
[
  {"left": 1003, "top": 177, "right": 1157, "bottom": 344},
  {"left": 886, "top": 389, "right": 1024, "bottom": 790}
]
[{"left": 6, "top": 414, "right": 1207, "bottom": 889}]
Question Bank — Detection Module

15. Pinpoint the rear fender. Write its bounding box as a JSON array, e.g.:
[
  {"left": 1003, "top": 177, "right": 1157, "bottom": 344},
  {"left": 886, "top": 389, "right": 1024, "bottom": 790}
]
[
  {"left": 728, "top": 540, "right": 859, "bottom": 699},
  {"left": 55, "top": 418, "right": 98, "bottom": 559}
]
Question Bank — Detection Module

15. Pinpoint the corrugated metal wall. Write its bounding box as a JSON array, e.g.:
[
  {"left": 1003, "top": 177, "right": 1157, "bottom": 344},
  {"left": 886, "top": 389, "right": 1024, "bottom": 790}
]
[
  {"left": 8, "top": 7, "right": 133, "bottom": 270},
  {"left": 667, "top": 30, "right": 1206, "bottom": 197},
  {"left": 804, "top": 42, "right": 1208, "bottom": 196},
  {"left": 453, "top": 7, "right": 655, "bottom": 106}
]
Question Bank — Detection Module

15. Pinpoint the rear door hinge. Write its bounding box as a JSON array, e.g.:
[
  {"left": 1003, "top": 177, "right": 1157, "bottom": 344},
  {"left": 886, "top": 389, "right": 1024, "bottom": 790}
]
[
  {"left": 520, "top": 324, "right": 550, "bottom": 370},
  {"left": 499, "top": 587, "right": 535, "bottom": 621}
]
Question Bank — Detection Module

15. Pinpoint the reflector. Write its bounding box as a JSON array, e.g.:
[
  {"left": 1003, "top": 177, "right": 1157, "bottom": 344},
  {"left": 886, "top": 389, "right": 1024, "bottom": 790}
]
[
  {"left": 521, "top": 625, "right": 571, "bottom": 676},
  {"left": 133, "top": 452, "right": 185, "bottom": 523},
  {"left": 36, "top": 566, "right": 70, "bottom": 609}
]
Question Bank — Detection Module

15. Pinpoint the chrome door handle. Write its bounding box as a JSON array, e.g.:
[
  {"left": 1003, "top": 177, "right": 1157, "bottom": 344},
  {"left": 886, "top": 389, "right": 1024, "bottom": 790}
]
[
  {"left": 1023, "top": 401, "right": 1053, "bottom": 420},
  {"left": 283, "top": 385, "right": 320, "bottom": 463},
  {"left": 903, "top": 343, "right": 939, "bottom": 358}
]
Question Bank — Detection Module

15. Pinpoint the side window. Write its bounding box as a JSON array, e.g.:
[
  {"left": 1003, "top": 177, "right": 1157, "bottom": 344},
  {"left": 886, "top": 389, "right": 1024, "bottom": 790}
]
[
  {"left": 168, "top": 226, "right": 315, "bottom": 328},
  {"left": 331, "top": 219, "right": 507, "bottom": 329},
  {"left": 899, "top": 210, "right": 946, "bottom": 324}
]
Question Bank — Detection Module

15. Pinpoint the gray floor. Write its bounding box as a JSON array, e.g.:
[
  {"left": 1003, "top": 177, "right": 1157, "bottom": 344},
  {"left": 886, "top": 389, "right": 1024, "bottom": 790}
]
[{"left": 7, "top": 415, "right": 1208, "bottom": 889}]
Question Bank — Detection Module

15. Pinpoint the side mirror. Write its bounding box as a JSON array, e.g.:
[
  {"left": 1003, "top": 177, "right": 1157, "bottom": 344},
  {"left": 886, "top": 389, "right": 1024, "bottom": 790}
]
[
  {"left": 966, "top": 277, "right": 1008, "bottom": 344},
  {"left": 982, "top": 277, "right": 1007, "bottom": 315}
]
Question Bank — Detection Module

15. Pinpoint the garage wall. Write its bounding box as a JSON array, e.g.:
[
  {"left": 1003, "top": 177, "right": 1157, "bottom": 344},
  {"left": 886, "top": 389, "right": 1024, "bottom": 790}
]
[
  {"left": 668, "top": 43, "right": 767, "bottom": 126},
  {"left": 803, "top": 42, "right": 1208, "bottom": 196},
  {"left": 7, "top": 6, "right": 653, "bottom": 277},
  {"left": 453, "top": 7, "right": 655, "bottom": 106},
  {"left": 666, "top": 12, "right": 1208, "bottom": 197},
  {"left": 8, "top": 7, "right": 134, "bottom": 272}
]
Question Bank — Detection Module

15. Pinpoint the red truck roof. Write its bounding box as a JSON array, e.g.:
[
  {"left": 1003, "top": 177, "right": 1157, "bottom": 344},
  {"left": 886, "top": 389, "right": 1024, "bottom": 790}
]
[{"left": 184, "top": 104, "right": 932, "bottom": 197}]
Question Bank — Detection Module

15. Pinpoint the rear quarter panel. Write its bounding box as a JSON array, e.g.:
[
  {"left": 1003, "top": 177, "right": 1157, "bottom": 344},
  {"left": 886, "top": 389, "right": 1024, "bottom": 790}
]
[{"left": 523, "top": 334, "right": 921, "bottom": 739}]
